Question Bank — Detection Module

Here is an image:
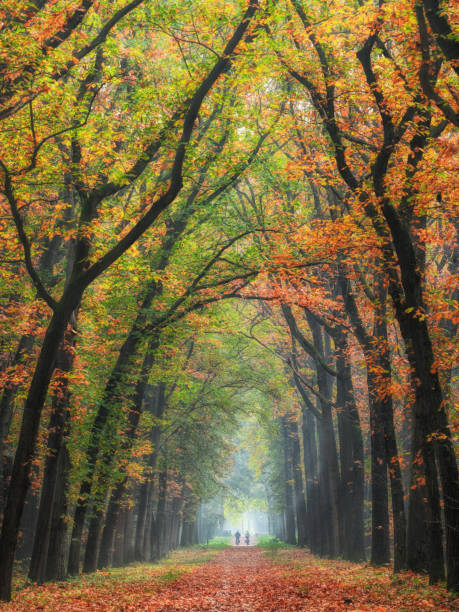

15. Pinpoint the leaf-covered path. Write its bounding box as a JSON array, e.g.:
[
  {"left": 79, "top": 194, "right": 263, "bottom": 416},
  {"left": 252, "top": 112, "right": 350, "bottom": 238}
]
[
  {"left": 132, "top": 547, "right": 457, "bottom": 612},
  {"left": 145, "top": 546, "right": 306, "bottom": 610},
  {"left": 3, "top": 545, "right": 457, "bottom": 611}
]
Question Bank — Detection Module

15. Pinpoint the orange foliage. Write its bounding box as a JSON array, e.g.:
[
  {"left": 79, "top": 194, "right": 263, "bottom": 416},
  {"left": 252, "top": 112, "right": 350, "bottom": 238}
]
[{"left": 3, "top": 547, "right": 457, "bottom": 611}]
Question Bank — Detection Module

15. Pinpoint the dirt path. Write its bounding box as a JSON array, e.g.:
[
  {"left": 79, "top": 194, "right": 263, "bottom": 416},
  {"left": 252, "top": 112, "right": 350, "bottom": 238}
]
[
  {"left": 118, "top": 547, "right": 457, "bottom": 611},
  {"left": 138, "top": 546, "right": 308, "bottom": 611}
]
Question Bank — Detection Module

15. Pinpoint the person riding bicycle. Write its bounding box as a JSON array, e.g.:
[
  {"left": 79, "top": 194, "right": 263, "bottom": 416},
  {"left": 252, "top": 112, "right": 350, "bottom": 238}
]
[
  {"left": 235, "top": 530, "right": 241, "bottom": 545},
  {"left": 245, "top": 531, "right": 250, "bottom": 545}
]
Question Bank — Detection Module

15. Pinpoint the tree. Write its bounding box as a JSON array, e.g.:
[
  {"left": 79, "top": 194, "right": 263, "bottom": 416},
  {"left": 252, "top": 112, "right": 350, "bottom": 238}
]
[{"left": 0, "top": 1, "right": 261, "bottom": 599}]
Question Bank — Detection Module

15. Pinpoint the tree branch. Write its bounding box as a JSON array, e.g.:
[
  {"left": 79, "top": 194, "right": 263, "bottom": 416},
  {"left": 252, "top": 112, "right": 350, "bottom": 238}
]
[{"left": 0, "top": 160, "right": 57, "bottom": 310}]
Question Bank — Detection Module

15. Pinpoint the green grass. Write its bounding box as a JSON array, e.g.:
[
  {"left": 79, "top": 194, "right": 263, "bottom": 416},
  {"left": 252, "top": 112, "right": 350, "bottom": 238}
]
[
  {"left": 176, "top": 537, "right": 231, "bottom": 564},
  {"left": 204, "top": 536, "right": 231, "bottom": 549},
  {"left": 256, "top": 535, "right": 292, "bottom": 557}
]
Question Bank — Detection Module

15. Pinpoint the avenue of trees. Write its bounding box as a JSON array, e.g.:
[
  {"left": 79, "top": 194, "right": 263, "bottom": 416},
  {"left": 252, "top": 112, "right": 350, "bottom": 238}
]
[{"left": 0, "top": 0, "right": 457, "bottom": 601}]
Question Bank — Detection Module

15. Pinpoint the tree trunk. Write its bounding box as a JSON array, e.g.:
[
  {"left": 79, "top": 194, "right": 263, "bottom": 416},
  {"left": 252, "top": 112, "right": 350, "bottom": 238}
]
[
  {"left": 0, "top": 303, "right": 75, "bottom": 600},
  {"left": 368, "top": 369, "right": 391, "bottom": 566},
  {"left": 154, "top": 468, "right": 168, "bottom": 559},
  {"left": 14, "top": 484, "right": 39, "bottom": 568},
  {"left": 135, "top": 383, "right": 165, "bottom": 560},
  {"left": 391, "top": 301, "right": 454, "bottom": 585},
  {"left": 301, "top": 407, "right": 320, "bottom": 554},
  {"left": 98, "top": 482, "right": 124, "bottom": 569},
  {"left": 0, "top": 334, "right": 35, "bottom": 516},
  {"left": 373, "top": 294, "right": 407, "bottom": 571},
  {"left": 112, "top": 508, "right": 126, "bottom": 568},
  {"left": 45, "top": 443, "right": 71, "bottom": 581},
  {"left": 123, "top": 503, "right": 136, "bottom": 565},
  {"left": 281, "top": 418, "right": 296, "bottom": 545},
  {"left": 334, "top": 331, "right": 365, "bottom": 562},
  {"left": 290, "top": 418, "right": 307, "bottom": 546},
  {"left": 305, "top": 313, "right": 340, "bottom": 557},
  {"left": 406, "top": 419, "right": 434, "bottom": 575},
  {"left": 339, "top": 277, "right": 392, "bottom": 566},
  {"left": 380, "top": 193, "right": 458, "bottom": 590},
  {"left": 29, "top": 321, "right": 77, "bottom": 583},
  {"left": 83, "top": 502, "right": 105, "bottom": 574},
  {"left": 135, "top": 479, "right": 153, "bottom": 561}
]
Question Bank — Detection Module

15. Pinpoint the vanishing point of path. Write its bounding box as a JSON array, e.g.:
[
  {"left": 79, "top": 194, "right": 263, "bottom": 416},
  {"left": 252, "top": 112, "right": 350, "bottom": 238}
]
[{"left": 3, "top": 546, "right": 457, "bottom": 611}]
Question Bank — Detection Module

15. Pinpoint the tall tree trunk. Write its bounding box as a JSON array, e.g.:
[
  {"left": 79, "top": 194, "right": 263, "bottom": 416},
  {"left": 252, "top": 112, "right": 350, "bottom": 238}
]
[
  {"left": 29, "top": 320, "right": 77, "bottom": 583},
  {"left": 0, "top": 302, "right": 77, "bottom": 600},
  {"left": 15, "top": 483, "right": 39, "bottom": 565},
  {"left": 154, "top": 468, "right": 168, "bottom": 559},
  {"left": 306, "top": 314, "right": 340, "bottom": 557},
  {"left": 135, "top": 383, "right": 165, "bottom": 560},
  {"left": 123, "top": 502, "right": 136, "bottom": 565},
  {"left": 97, "top": 482, "right": 124, "bottom": 569},
  {"left": 301, "top": 407, "right": 320, "bottom": 554},
  {"left": 45, "top": 443, "right": 71, "bottom": 581},
  {"left": 180, "top": 493, "right": 198, "bottom": 547},
  {"left": 373, "top": 291, "right": 407, "bottom": 571},
  {"left": 0, "top": 334, "right": 35, "bottom": 517},
  {"left": 381, "top": 190, "right": 458, "bottom": 589},
  {"left": 0, "top": 198, "right": 75, "bottom": 520},
  {"left": 387, "top": 268, "right": 449, "bottom": 583},
  {"left": 149, "top": 513, "right": 158, "bottom": 560},
  {"left": 290, "top": 418, "right": 307, "bottom": 546},
  {"left": 334, "top": 330, "right": 365, "bottom": 562},
  {"left": 340, "top": 277, "right": 393, "bottom": 565},
  {"left": 406, "top": 419, "right": 436, "bottom": 575},
  {"left": 135, "top": 479, "right": 154, "bottom": 561},
  {"left": 82, "top": 502, "right": 106, "bottom": 574},
  {"left": 112, "top": 508, "right": 126, "bottom": 568},
  {"left": 368, "top": 369, "right": 391, "bottom": 565},
  {"left": 281, "top": 417, "right": 296, "bottom": 545},
  {"left": 82, "top": 462, "right": 114, "bottom": 574}
]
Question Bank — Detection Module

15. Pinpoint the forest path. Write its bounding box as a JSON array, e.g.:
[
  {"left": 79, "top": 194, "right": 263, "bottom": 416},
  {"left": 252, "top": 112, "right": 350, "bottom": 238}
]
[
  {"left": 3, "top": 546, "right": 456, "bottom": 611},
  {"left": 147, "top": 546, "right": 307, "bottom": 610},
  {"left": 145, "top": 546, "right": 457, "bottom": 611}
]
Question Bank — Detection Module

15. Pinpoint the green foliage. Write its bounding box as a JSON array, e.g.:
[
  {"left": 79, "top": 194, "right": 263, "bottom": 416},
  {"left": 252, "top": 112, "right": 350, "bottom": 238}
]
[
  {"left": 256, "top": 535, "right": 292, "bottom": 557},
  {"left": 204, "top": 537, "right": 231, "bottom": 550}
]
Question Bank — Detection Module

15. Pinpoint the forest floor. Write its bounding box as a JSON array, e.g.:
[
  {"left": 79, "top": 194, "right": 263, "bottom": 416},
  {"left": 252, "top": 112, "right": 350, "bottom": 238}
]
[{"left": 2, "top": 543, "right": 458, "bottom": 611}]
